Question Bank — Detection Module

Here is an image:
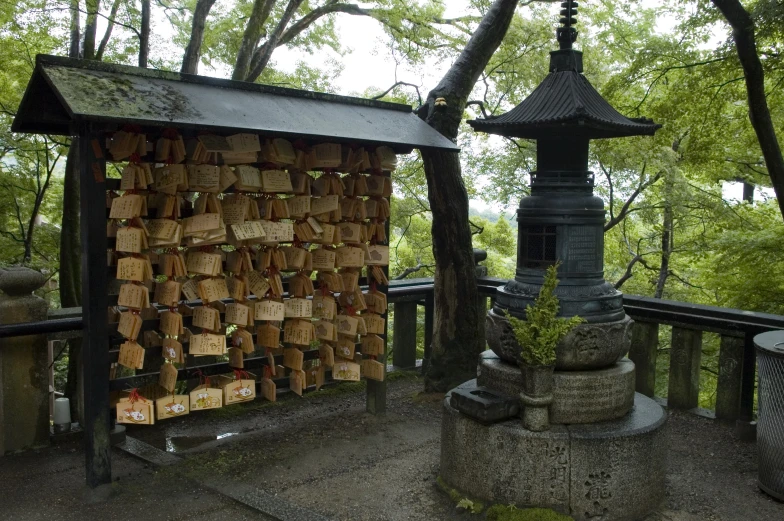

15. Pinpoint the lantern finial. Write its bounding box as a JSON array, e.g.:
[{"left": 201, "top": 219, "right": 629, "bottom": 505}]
[{"left": 556, "top": 0, "right": 578, "bottom": 50}]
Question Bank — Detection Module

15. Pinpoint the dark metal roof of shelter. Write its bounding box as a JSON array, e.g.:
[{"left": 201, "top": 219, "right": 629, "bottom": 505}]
[
  {"left": 13, "top": 55, "right": 458, "bottom": 153},
  {"left": 468, "top": 0, "right": 660, "bottom": 140}
]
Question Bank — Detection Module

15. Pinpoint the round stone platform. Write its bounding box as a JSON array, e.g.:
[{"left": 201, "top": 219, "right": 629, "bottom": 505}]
[
  {"left": 477, "top": 351, "right": 635, "bottom": 424},
  {"left": 440, "top": 381, "right": 667, "bottom": 521}
]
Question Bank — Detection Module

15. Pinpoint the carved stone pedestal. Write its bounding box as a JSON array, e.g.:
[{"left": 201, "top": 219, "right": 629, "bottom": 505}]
[
  {"left": 477, "top": 351, "right": 635, "bottom": 424},
  {"left": 440, "top": 381, "right": 667, "bottom": 521}
]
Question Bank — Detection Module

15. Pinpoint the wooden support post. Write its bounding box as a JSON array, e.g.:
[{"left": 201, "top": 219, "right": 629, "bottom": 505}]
[
  {"left": 668, "top": 327, "right": 703, "bottom": 409},
  {"left": 628, "top": 321, "right": 659, "bottom": 397},
  {"left": 423, "top": 292, "right": 434, "bottom": 374},
  {"left": 392, "top": 301, "right": 418, "bottom": 369},
  {"left": 366, "top": 223, "right": 389, "bottom": 415},
  {"left": 79, "top": 128, "right": 111, "bottom": 487},
  {"left": 716, "top": 334, "right": 744, "bottom": 421}
]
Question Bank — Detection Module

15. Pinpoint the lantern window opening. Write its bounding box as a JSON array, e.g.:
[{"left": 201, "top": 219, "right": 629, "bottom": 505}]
[{"left": 522, "top": 225, "right": 557, "bottom": 269}]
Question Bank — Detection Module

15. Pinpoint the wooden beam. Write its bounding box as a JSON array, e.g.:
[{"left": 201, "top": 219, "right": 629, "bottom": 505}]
[{"left": 79, "top": 127, "right": 111, "bottom": 487}]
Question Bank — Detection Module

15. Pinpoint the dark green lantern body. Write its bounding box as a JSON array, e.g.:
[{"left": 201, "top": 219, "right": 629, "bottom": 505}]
[{"left": 469, "top": 29, "right": 660, "bottom": 327}]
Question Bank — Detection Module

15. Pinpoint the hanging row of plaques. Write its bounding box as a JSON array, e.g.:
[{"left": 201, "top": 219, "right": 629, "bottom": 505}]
[{"left": 109, "top": 128, "right": 392, "bottom": 424}]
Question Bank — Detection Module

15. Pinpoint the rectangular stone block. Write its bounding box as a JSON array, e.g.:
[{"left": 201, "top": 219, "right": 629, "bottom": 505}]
[{"left": 450, "top": 385, "right": 519, "bottom": 424}]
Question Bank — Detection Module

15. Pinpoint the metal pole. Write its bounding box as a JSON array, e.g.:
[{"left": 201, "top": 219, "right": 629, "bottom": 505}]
[{"left": 79, "top": 126, "right": 111, "bottom": 486}]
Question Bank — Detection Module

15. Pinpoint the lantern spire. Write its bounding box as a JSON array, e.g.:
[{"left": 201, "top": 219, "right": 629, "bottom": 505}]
[{"left": 557, "top": 0, "right": 578, "bottom": 50}]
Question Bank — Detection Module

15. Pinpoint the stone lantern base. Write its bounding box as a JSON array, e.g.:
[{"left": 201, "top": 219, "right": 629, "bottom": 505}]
[
  {"left": 439, "top": 350, "right": 667, "bottom": 521},
  {"left": 440, "top": 381, "right": 666, "bottom": 521}
]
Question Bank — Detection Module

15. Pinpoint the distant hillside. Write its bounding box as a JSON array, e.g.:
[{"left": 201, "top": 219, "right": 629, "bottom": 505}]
[{"left": 468, "top": 205, "right": 518, "bottom": 229}]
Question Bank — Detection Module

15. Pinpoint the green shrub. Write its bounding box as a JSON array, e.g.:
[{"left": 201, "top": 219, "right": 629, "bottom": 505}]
[{"left": 506, "top": 263, "right": 584, "bottom": 366}]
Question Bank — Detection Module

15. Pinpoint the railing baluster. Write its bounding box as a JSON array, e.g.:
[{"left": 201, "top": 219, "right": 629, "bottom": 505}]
[
  {"left": 392, "top": 302, "right": 418, "bottom": 369},
  {"left": 668, "top": 327, "right": 703, "bottom": 409},
  {"left": 716, "top": 334, "right": 744, "bottom": 422},
  {"left": 629, "top": 321, "right": 659, "bottom": 397}
]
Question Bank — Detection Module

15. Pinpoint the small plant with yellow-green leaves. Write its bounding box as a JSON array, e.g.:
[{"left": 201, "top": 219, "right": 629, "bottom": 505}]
[{"left": 506, "top": 263, "right": 584, "bottom": 366}]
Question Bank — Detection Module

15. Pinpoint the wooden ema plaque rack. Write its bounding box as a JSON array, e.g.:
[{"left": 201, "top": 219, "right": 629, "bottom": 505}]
[
  {"left": 81, "top": 128, "right": 396, "bottom": 487},
  {"left": 10, "top": 55, "right": 460, "bottom": 488},
  {"left": 101, "top": 130, "right": 393, "bottom": 415}
]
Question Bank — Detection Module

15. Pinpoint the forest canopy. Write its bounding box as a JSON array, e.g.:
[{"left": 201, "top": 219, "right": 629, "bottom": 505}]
[{"left": 1, "top": 0, "right": 782, "bottom": 319}]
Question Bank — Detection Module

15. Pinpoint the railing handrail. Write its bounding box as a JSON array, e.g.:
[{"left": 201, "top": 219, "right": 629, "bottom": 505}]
[
  {"left": 623, "top": 294, "right": 784, "bottom": 334},
  {"left": 1, "top": 276, "right": 783, "bottom": 339}
]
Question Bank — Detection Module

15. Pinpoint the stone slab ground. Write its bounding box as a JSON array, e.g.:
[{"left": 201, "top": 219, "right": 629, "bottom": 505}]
[{"left": 1, "top": 374, "right": 783, "bottom": 520}]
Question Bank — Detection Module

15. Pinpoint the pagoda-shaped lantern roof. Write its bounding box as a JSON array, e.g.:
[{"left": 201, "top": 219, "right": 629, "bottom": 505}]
[{"left": 468, "top": 0, "right": 660, "bottom": 140}]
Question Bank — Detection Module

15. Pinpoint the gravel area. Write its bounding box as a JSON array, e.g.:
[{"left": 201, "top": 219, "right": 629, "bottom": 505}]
[
  {"left": 0, "top": 441, "right": 268, "bottom": 520},
  {"left": 3, "top": 374, "right": 783, "bottom": 520}
]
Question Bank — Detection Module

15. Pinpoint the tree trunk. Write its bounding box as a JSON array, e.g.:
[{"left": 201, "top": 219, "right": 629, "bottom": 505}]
[
  {"left": 712, "top": 0, "right": 784, "bottom": 219},
  {"left": 69, "top": 0, "right": 80, "bottom": 58},
  {"left": 94, "top": 0, "right": 121, "bottom": 61},
  {"left": 61, "top": 142, "right": 82, "bottom": 419},
  {"left": 181, "top": 0, "right": 218, "bottom": 75},
  {"left": 742, "top": 181, "right": 754, "bottom": 202},
  {"left": 22, "top": 180, "right": 49, "bottom": 265},
  {"left": 418, "top": 0, "right": 519, "bottom": 392},
  {"left": 246, "top": 0, "right": 305, "bottom": 82},
  {"left": 232, "top": 0, "right": 276, "bottom": 81},
  {"left": 82, "top": 0, "right": 98, "bottom": 59},
  {"left": 655, "top": 177, "right": 673, "bottom": 299},
  {"left": 139, "top": 0, "right": 150, "bottom": 68}
]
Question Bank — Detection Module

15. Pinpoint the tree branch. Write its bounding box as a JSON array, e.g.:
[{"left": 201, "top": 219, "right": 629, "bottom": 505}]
[
  {"left": 712, "top": 0, "right": 784, "bottom": 219},
  {"left": 393, "top": 263, "right": 435, "bottom": 280},
  {"left": 278, "top": 1, "right": 369, "bottom": 47},
  {"left": 371, "top": 81, "right": 423, "bottom": 107},
  {"left": 95, "top": 0, "right": 122, "bottom": 61},
  {"left": 277, "top": 2, "right": 480, "bottom": 48},
  {"left": 614, "top": 254, "right": 642, "bottom": 290},
  {"left": 0, "top": 229, "right": 23, "bottom": 243},
  {"left": 604, "top": 167, "right": 662, "bottom": 232},
  {"left": 246, "top": 0, "right": 305, "bottom": 82},
  {"left": 466, "top": 100, "right": 489, "bottom": 118}
]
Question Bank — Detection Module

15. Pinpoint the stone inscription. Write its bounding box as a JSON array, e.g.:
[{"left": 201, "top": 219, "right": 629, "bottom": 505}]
[
  {"left": 548, "top": 444, "right": 569, "bottom": 503},
  {"left": 568, "top": 226, "right": 599, "bottom": 272},
  {"left": 584, "top": 471, "right": 612, "bottom": 519},
  {"left": 520, "top": 439, "right": 569, "bottom": 506},
  {"left": 555, "top": 376, "right": 628, "bottom": 411}
]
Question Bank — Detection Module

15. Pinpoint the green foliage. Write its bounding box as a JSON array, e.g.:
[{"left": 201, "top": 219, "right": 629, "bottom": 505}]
[
  {"left": 506, "top": 264, "right": 584, "bottom": 366},
  {"left": 486, "top": 504, "right": 574, "bottom": 521},
  {"left": 456, "top": 498, "right": 483, "bottom": 514},
  {"left": 435, "top": 476, "right": 484, "bottom": 514}
]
